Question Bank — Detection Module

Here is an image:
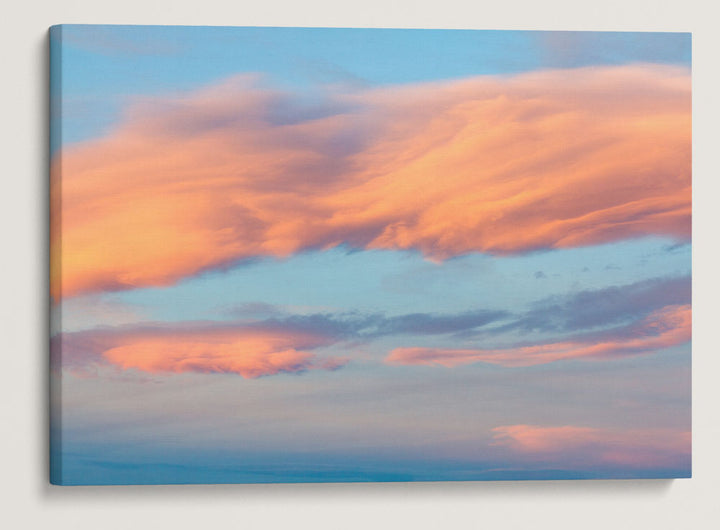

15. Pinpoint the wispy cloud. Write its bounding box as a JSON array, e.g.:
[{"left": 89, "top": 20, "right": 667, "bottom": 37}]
[
  {"left": 387, "top": 304, "right": 691, "bottom": 367},
  {"left": 52, "top": 64, "right": 690, "bottom": 299},
  {"left": 57, "top": 275, "right": 690, "bottom": 376},
  {"left": 244, "top": 276, "right": 690, "bottom": 342},
  {"left": 496, "top": 275, "right": 691, "bottom": 335},
  {"left": 53, "top": 306, "right": 510, "bottom": 377},
  {"left": 259, "top": 308, "right": 510, "bottom": 339},
  {"left": 491, "top": 424, "right": 690, "bottom": 468}
]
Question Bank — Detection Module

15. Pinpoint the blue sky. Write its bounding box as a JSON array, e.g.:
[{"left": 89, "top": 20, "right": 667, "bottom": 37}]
[
  {"left": 50, "top": 25, "right": 692, "bottom": 485},
  {"left": 60, "top": 238, "right": 690, "bottom": 330},
  {"left": 51, "top": 25, "right": 691, "bottom": 151}
]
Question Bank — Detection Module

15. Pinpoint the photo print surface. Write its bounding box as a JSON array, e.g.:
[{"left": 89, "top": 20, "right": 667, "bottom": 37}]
[{"left": 50, "top": 25, "right": 691, "bottom": 485}]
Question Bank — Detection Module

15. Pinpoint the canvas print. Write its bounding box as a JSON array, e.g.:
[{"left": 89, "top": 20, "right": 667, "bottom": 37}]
[{"left": 49, "top": 25, "right": 691, "bottom": 485}]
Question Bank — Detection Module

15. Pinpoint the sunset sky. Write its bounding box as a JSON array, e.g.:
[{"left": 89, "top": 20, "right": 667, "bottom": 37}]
[{"left": 50, "top": 25, "right": 691, "bottom": 484}]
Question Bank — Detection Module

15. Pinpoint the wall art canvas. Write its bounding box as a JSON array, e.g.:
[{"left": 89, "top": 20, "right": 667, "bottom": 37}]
[{"left": 49, "top": 25, "right": 692, "bottom": 485}]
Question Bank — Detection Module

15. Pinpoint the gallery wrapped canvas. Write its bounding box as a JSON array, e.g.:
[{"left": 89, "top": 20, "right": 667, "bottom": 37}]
[{"left": 49, "top": 25, "right": 691, "bottom": 485}]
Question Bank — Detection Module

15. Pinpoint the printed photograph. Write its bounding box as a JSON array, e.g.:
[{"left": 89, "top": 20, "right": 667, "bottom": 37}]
[{"left": 49, "top": 25, "right": 691, "bottom": 485}]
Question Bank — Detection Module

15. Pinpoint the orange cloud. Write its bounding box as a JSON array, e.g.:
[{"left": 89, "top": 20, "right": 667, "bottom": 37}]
[
  {"left": 386, "top": 304, "right": 691, "bottom": 367},
  {"left": 51, "top": 65, "right": 690, "bottom": 299},
  {"left": 54, "top": 322, "right": 346, "bottom": 378},
  {"left": 491, "top": 424, "right": 690, "bottom": 468}
]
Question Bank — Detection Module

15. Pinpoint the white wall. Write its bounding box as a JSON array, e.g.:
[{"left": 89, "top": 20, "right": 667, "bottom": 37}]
[{"left": 3, "top": 1, "right": 719, "bottom": 528}]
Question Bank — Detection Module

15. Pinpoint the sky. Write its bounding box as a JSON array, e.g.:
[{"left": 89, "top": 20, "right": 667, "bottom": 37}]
[{"left": 50, "top": 25, "right": 691, "bottom": 485}]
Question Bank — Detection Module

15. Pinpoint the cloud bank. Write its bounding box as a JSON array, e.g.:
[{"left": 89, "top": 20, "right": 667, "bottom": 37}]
[{"left": 52, "top": 64, "right": 690, "bottom": 298}]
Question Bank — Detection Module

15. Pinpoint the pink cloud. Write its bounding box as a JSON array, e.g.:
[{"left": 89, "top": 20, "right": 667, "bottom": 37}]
[
  {"left": 492, "top": 424, "right": 690, "bottom": 468},
  {"left": 386, "top": 304, "right": 691, "bottom": 367},
  {"left": 53, "top": 322, "right": 346, "bottom": 378},
  {"left": 51, "top": 65, "right": 690, "bottom": 299}
]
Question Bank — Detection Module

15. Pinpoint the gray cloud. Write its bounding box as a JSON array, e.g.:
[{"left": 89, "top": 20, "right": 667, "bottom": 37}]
[
  {"left": 260, "top": 308, "right": 510, "bottom": 339},
  {"left": 500, "top": 275, "right": 690, "bottom": 335}
]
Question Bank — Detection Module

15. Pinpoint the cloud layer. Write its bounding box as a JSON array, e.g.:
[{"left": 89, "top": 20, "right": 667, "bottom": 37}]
[
  {"left": 55, "top": 275, "right": 691, "bottom": 375},
  {"left": 52, "top": 64, "right": 690, "bottom": 298},
  {"left": 227, "top": 275, "right": 688, "bottom": 342},
  {"left": 52, "top": 306, "right": 510, "bottom": 377},
  {"left": 53, "top": 321, "right": 344, "bottom": 378},
  {"left": 387, "top": 303, "right": 691, "bottom": 367}
]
